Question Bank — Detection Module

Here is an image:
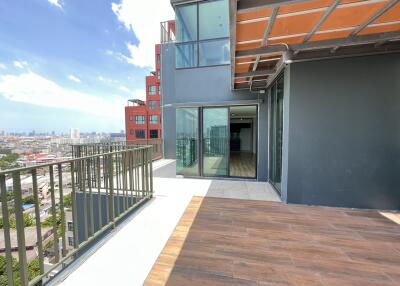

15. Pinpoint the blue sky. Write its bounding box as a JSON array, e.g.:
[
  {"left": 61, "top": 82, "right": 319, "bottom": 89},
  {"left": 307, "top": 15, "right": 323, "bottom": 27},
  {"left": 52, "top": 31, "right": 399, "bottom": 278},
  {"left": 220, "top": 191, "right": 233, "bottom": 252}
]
[{"left": 0, "top": 0, "right": 173, "bottom": 133}]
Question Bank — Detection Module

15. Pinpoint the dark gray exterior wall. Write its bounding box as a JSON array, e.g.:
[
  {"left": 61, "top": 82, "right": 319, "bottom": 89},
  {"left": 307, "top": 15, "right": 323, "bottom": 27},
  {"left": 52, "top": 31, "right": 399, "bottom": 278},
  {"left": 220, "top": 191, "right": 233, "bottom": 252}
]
[
  {"left": 161, "top": 43, "right": 269, "bottom": 181},
  {"left": 284, "top": 53, "right": 400, "bottom": 209}
]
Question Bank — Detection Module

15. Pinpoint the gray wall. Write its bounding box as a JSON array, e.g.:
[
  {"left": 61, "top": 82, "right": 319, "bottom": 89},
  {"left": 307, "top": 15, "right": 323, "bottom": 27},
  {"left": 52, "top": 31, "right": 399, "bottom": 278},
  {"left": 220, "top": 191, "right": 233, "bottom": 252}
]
[
  {"left": 161, "top": 44, "right": 269, "bottom": 181},
  {"left": 284, "top": 53, "right": 400, "bottom": 209}
]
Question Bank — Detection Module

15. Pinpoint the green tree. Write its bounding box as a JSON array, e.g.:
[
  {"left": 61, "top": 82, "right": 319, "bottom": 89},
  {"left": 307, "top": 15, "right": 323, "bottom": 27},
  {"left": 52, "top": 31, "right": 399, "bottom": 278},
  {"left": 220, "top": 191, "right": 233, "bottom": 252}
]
[
  {"left": 22, "top": 195, "right": 35, "bottom": 205},
  {"left": 63, "top": 193, "right": 72, "bottom": 208},
  {"left": 0, "top": 154, "right": 19, "bottom": 170}
]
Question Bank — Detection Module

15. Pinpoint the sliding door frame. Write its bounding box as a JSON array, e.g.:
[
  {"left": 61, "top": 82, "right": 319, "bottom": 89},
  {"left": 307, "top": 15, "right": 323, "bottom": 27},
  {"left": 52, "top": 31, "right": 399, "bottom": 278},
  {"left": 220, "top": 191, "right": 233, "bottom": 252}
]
[{"left": 176, "top": 104, "right": 258, "bottom": 179}]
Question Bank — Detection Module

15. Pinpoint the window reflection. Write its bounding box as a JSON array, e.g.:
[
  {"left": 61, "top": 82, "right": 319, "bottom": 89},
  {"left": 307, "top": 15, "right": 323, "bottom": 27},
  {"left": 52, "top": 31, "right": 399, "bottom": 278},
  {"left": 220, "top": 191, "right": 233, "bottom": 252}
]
[
  {"left": 176, "top": 43, "right": 197, "bottom": 68},
  {"left": 199, "top": 0, "right": 229, "bottom": 40},
  {"left": 175, "top": 0, "right": 230, "bottom": 68},
  {"left": 176, "top": 4, "right": 197, "bottom": 42},
  {"left": 199, "top": 39, "right": 230, "bottom": 66}
]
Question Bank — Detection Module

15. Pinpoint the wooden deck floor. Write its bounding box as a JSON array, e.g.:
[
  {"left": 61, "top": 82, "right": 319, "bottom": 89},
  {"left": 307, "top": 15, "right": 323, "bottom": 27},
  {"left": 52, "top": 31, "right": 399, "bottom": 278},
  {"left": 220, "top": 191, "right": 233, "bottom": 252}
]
[{"left": 145, "top": 197, "right": 400, "bottom": 286}]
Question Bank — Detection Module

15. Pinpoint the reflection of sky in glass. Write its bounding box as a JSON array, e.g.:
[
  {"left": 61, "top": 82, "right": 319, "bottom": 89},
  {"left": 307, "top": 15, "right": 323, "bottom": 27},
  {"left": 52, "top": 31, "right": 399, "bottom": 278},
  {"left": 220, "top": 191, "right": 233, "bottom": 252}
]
[
  {"left": 176, "top": 108, "right": 198, "bottom": 138},
  {"left": 203, "top": 108, "right": 228, "bottom": 137}
]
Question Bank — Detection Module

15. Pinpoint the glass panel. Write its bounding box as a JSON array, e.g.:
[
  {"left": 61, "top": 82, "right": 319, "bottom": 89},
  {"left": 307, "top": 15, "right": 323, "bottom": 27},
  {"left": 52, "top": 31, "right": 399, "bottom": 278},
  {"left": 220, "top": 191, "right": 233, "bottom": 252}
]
[
  {"left": 199, "top": 39, "right": 230, "bottom": 66},
  {"left": 176, "top": 43, "right": 197, "bottom": 68},
  {"left": 176, "top": 4, "right": 197, "bottom": 42},
  {"left": 203, "top": 107, "right": 229, "bottom": 177},
  {"left": 269, "top": 75, "right": 284, "bottom": 192},
  {"left": 176, "top": 108, "right": 199, "bottom": 176},
  {"left": 199, "top": 0, "right": 229, "bottom": 40}
]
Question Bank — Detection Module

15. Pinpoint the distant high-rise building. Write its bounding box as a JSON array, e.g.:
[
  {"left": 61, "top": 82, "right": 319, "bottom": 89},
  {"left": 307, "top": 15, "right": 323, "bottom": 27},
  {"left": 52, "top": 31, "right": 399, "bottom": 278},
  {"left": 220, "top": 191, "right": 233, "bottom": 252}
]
[{"left": 70, "top": 128, "right": 80, "bottom": 140}]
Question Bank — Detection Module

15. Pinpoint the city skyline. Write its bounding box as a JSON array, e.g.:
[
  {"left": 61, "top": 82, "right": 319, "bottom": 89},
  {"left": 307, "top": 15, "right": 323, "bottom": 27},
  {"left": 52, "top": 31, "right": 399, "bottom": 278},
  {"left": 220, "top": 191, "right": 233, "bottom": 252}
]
[{"left": 0, "top": 0, "right": 173, "bottom": 132}]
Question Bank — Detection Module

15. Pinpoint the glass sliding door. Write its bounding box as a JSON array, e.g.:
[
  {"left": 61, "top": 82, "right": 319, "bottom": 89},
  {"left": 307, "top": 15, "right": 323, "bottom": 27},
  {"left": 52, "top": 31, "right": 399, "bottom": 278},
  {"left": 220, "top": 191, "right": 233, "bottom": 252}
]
[
  {"left": 269, "top": 75, "right": 284, "bottom": 192},
  {"left": 176, "top": 108, "right": 199, "bottom": 176},
  {"left": 202, "top": 107, "right": 229, "bottom": 176}
]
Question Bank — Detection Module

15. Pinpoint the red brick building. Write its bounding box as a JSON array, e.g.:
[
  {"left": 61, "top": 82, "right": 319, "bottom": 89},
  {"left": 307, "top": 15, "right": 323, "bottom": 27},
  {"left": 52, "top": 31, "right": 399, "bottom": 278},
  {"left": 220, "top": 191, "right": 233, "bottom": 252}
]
[{"left": 125, "top": 44, "right": 162, "bottom": 141}]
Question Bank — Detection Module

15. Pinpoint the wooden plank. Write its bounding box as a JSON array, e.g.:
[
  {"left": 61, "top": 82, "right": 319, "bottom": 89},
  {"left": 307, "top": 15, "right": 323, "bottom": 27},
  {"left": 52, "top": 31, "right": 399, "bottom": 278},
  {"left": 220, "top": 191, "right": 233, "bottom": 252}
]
[{"left": 145, "top": 197, "right": 400, "bottom": 285}]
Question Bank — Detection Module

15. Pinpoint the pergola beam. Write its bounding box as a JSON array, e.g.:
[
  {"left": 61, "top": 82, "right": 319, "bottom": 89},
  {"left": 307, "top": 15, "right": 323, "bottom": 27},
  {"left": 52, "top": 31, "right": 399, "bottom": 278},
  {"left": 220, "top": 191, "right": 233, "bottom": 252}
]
[
  {"left": 236, "top": 30, "right": 400, "bottom": 58},
  {"left": 230, "top": 0, "right": 237, "bottom": 90},
  {"left": 351, "top": 0, "right": 400, "bottom": 36},
  {"left": 237, "top": 0, "right": 308, "bottom": 13},
  {"left": 235, "top": 68, "right": 275, "bottom": 77},
  {"left": 303, "top": 0, "right": 341, "bottom": 43},
  {"left": 250, "top": 7, "right": 279, "bottom": 87},
  {"left": 291, "top": 40, "right": 400, "bottom": 62}
]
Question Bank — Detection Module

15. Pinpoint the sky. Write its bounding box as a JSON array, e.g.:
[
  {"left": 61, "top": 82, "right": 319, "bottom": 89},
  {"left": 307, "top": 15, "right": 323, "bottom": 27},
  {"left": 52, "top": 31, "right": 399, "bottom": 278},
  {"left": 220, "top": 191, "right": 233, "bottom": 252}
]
[{"left": 0, "top": 0, "right": 174, "bottom": 133}]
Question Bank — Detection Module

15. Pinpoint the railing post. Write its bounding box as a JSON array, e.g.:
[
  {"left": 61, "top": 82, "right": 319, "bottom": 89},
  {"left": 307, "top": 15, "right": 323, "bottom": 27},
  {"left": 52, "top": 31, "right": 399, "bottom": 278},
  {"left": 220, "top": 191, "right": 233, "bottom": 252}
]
[
  {"left": 0, "top": 174, "right": 14, "bottom": 286},
  {"left": 70, "top": 161, "right": 80, "bottom": 249},
  {"left": 81, "top": 160, "right": 88, "bottom": 241},
  {"left": 108, "top": 154, "right": 115, "bottom": 228},
  {"left": 97, "top": 156, "right": 103, "bottom": 229},
  {"left": 141, "top": 149, "right": 145, "bottom": 198},
  {"left": 13, "top": 171, "right": 29, "bottom": 286},
  {"left": 32, "top": 169, "right": 45, "bottom": 275},
  {"left": 49, "top": 165, "right": 60, "bottom": 263},
  {"left": 87, "top": 159, "right": 94, "bottom": 237},
  {"left": 58, "top": 164, "right": 67, "bottom": 258},
  {"left": 149, "top": 147, "right": 154, "bottom": 198}
]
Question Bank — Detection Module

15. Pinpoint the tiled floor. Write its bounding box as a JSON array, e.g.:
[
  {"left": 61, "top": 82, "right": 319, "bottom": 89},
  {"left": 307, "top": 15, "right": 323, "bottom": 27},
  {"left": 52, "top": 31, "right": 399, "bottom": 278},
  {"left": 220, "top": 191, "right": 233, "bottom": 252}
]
[{"left": 145, "top": 196, "right": 400, "bottom": 286}]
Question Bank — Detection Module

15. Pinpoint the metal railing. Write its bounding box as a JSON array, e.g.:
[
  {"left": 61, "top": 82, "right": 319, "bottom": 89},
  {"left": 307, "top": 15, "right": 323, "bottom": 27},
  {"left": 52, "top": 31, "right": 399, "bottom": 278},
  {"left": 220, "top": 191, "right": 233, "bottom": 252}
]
[
  {"left": 160, "top": 20, "right": 176, "bottom": 44},
  {"left": 71, "top": 139, "right": 163, "bottom": 161},
  {"left": 0, "top": 146, "right": 153, "bottom": 286}
]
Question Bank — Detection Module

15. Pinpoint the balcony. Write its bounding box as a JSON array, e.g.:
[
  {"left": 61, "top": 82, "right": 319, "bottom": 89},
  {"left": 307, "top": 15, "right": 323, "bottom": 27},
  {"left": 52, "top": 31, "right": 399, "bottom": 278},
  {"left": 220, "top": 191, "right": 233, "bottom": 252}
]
[{"left": 1, "top": 145, "right": 399, "bottom": 286}]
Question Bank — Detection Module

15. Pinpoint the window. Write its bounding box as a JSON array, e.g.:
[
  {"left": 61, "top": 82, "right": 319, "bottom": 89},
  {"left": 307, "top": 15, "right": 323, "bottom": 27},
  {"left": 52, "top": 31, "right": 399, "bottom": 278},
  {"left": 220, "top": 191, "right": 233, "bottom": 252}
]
[
  {"left": 68, "top": 237, "right": 74, "bottom": 247},
  {"left": 157, "top": 71, "right": 161, "bottom": 80},
  {"left": 156, "top": 54, "right": 160, "bottom": 65},
  {"left": 149, "top": 115, "right": 158, "bottom": 125},
  {"left": 175, "top": 0, "right": 229, "bottom": 68},
  {"left": 199, "top": 0, "right": 229, "bottom": 40},
  {"left": 135, "top": 115, "right": 145, "bottom": 125},
  {"left": 129, "top": 115, "right": 134, "bottom": 121},
  {"left": 199, "top": 39, "right": 230, "bottom": 66},
  {"left": 149, "top": 101, "right": 158, "bottom": 110},
  {"left": 176, "top": 43, "right": 197, "bottom": 68},
  {"left": 148, "top": 85, "right": 157, "bottom": 96},
  {"left": 150, "top": 130, "right": 158, "bottom": 139},
  {"left": 67, "top": 222, "right": 73, "bottom": 232},
  {"left": 135, "top": 130, "right": 145, "bottom": 139},
  {"left": 176, "top": 4, "right": 197, "bottom": 42}
]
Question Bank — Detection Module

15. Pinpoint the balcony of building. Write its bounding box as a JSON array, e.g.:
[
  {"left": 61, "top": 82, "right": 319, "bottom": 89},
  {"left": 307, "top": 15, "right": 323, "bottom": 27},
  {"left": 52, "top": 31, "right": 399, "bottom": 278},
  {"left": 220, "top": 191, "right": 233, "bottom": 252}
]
[
  {"left": 0, "top": 144, "right": 399, "bottom": 286},
  {"left": 0, "top": 142, "right": 400, "bottom": 285}
]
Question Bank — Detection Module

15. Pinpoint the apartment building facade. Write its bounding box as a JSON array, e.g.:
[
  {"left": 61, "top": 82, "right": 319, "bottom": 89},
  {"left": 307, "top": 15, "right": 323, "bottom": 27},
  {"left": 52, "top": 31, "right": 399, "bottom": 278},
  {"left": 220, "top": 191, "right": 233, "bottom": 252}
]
[
  {"left": 161, "top": 0, "right": 400, "bottom": 209},
  {"left": 125, "top": 45, "right": 162, "bottom": 141}
]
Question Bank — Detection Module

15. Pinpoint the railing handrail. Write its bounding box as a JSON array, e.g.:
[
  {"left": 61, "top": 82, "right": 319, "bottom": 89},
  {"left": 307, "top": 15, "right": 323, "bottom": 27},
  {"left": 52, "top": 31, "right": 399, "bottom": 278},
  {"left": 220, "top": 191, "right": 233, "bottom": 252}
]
[{"left": 0, "top": 145, "right": 152, "bottom": 175}]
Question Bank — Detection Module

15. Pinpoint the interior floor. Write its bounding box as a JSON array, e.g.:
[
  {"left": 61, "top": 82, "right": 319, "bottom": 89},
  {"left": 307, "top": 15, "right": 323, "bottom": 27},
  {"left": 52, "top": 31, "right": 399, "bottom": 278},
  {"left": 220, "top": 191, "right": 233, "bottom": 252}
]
[
  {"left": 229, "top": 151, "right": 256, "bottom": 178},
  {"left": 229, "top": 105, "right": 257, "bottom": 178}
]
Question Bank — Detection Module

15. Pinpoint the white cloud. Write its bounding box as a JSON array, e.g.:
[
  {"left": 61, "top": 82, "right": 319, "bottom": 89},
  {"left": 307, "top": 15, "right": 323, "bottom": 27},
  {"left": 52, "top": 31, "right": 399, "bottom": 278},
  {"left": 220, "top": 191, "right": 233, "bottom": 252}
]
[
  {"left": 119, "top": 85, "right": 131, "bottom": 93},
  {"left": 111, "top": 0, "right": 174, "bottom": 68},
  {"left": 48, "top": 0, "right": 63, "bottom": 9},
  {"left": 67, "top": 74, "right": 81, "bottom": 83},
  {"left": 0, "top": 63, "right": 6, "bottom": 70},
  {"left": 97, "top": 76, "right": 106, "bottom": 81},
  {"left": 13, "top": 61, "right": 28, "bottom": 69},
  {"left": 0, "top": 72, "right": 126, "bottom": 118}
]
